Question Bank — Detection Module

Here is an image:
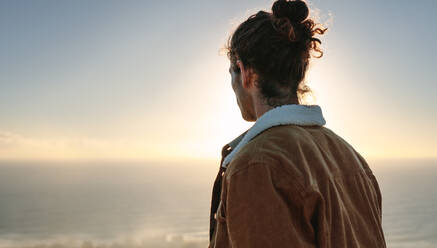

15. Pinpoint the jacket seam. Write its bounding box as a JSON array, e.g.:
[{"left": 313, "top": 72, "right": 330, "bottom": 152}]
[{"left": 227, "top": 161, "right": 308, "bottom": 200}]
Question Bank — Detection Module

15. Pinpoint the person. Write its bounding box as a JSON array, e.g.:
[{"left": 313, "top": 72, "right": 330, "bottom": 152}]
[{"left": 208, "top": 0, "right": 387, "bottom": 247}]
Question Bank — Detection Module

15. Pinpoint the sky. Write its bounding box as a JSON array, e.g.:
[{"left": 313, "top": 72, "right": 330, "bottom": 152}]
[{"left": 1, "top": 0, "right": 436, "bottom": 162}]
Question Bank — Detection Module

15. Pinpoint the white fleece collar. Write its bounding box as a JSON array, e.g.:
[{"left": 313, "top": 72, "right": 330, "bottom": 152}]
[{"left": 222, "top": 104, "right": 326, "bottom": 168}]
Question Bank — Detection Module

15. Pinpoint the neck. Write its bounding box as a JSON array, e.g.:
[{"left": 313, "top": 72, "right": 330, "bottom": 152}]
[
  {"left": 254, "top": 103, "right": 273, "bottom": 120},
  {"left": 252, "top": 94, "right": 300, "bottom": 120}
]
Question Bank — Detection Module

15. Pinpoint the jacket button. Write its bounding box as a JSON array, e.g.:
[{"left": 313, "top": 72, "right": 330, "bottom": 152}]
[
  {"left": 214, "top": 213, "right": 217, "bottom": 219},
  {"left": 221, "top": 171, "right": 225, "bottom": 176}
]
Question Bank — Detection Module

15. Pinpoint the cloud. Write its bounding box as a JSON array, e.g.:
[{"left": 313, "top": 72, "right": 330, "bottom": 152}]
[
  {"left": 0, "top": 131, "right": 23, "bottom": 147},
  {"left": 0, "top": 129, "right": 214, "bottom": 161},
  {"left": 0, "top": 130, "right": 148, "bottom": 161}
]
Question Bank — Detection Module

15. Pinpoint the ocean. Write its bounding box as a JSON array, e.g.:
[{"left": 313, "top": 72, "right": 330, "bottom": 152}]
[{"left": 0, "top": 158, "right": 435, "bottom": 248}]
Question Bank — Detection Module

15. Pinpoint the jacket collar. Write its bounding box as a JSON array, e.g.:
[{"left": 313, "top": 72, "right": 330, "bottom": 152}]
[
  {"left": 228, "top": 130, "right": 247, "bottom": 150},
  {"left": 222, "top": 104, "right": 326, "bottom": 168}
]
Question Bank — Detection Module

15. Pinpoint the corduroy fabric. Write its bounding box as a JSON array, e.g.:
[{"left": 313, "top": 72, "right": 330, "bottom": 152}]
[{"left": 208, "top": 124, "right": 386, "bottom": 248}]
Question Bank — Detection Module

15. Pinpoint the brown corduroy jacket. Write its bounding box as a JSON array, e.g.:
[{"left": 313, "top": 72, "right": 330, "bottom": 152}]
[{"left": 208, "top": 121, "right": 386, "bottom": 247}]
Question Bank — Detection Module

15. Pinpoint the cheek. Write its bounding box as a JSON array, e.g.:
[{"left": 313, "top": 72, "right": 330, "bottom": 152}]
[
  {"left": 231, "top": 74, "right": 242, "bottom": 91},
  {"left": 231, "top": 75, "right": 236, "bottom": 90}
]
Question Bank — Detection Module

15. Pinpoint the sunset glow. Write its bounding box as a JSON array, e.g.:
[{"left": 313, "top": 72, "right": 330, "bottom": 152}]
[{"left": 1, "top": 0, "right": 436, "bottom": 162}]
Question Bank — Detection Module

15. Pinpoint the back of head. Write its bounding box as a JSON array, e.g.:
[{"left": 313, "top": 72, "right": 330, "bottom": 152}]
[{"left": 225, "top": 0, "right": 327, "bottom": 106}]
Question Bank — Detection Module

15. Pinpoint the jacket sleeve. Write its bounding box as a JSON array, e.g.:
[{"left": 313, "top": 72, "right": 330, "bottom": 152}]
[{"left": 224, "top": 162, "right": 316, "bottom": 248}]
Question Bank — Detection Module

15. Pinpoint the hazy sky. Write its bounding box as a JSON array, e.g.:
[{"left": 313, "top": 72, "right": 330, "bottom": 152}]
[{"left": 1, "top": 0, "right": 436, "bottom": 161}]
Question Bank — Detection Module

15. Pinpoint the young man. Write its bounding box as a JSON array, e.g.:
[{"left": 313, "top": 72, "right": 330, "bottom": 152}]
[{"left": 208, "top": 0, "right": 386, "bottom": 247}]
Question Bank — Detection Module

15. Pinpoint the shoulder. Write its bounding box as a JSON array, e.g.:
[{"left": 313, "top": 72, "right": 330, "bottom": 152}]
[
  {"left": 225, "top": 125, "right": 323, "bottom": 178},
  {"left": 224, "top": 160, "right": 308, "bottom": 201},
  {"left": 225, "top": 124, "right": 369, "bottom": 184}
]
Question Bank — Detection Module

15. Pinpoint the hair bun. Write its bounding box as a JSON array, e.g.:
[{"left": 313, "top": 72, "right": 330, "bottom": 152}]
[{"left": 272, "top": 0, "right": 309, "bottom": 23}]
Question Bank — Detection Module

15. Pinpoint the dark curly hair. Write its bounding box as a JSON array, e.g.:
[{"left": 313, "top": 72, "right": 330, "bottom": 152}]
[{"left": 225, "top": 0, "right": 327, "bottom": 106}]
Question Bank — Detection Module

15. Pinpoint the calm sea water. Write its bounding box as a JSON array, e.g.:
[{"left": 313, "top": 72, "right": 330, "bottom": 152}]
[{"left": 0, "top": 159, "right": 435, "bottom": 248}]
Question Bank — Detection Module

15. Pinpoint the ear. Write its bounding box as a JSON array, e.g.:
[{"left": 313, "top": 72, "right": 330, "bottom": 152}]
[{"left": 236, "top": 59, "right": 255, "bottom": 89}]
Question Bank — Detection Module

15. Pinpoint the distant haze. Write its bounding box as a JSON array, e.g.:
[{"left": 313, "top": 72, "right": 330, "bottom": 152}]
[{"left": 1, "top": 0, "right": 436, "bottom": 161}]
